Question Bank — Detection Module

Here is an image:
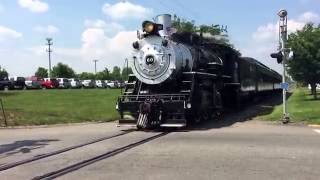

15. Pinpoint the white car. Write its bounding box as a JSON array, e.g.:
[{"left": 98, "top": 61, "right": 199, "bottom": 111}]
[
  {"left": 57, "top": 78, "right": 71, "bottom": 89},
  {"left": 69, "top": 78, "right": 81, "bottom": 88},
  {"left": 81, "top": 80, "right": 95, "bottom": 88},
  {"left": 104, "top": 80, "right": 116, "bottom": 88},
  {"left": 308, "top": 84, "right": 320, "bottom": 90},
  {"left": 95, "top": 80, "right": 106, "bottom": 88}
]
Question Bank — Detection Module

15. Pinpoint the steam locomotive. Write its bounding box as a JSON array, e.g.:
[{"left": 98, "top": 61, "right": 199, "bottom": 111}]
[{"left": 116, "top": 14, "right": 281, "bottom": 129}]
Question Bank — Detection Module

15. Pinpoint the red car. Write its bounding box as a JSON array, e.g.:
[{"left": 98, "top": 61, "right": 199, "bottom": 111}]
[{"left": 41, "top": 78, "right": 59, "bottom": 89}]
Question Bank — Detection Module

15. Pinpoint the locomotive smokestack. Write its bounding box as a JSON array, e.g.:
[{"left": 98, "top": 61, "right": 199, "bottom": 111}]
[{"left": 155, "top": 14, "right": 172, "bottom": 37}]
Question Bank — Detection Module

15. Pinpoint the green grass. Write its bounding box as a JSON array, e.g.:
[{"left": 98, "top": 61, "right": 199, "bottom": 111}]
[
  {"left": 262, "top": 88, "right": 320, "bottom": 124},
  {"left": 0, "top": 89, "right": 121, "bottom": 126}
]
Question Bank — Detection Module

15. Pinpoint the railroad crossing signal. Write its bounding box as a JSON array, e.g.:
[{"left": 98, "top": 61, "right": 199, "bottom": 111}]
[
  {"left": 277, "top": 9, "right": 290, "bottom": 123},
  {"left": 271, "top": 9, "right": 290, "bottom": 124},
  {"left": 270, "top": 51, "right": 283, "bottom": 64}
]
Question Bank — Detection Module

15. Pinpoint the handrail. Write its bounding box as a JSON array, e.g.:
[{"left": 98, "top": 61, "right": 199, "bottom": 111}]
[{"left": 119, "top": 94, "right": 187, "bottom": 102}]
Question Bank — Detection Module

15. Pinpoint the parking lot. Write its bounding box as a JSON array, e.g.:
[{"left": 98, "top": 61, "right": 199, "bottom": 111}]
[{"left": 0, "top": 76, "right": 124, "bottom": 91}]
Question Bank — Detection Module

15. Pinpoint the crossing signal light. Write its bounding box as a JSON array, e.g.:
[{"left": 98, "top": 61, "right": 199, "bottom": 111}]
[{"left": 270, "top": 51, "right": 283, "bottom": 64}]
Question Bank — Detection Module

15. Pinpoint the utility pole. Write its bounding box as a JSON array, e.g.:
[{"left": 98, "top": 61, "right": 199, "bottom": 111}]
[
  {"left": 46, "top": 38, "right": 53, "bottom": 78},
  {"left": 126, "top": 58, "right": 129, "bottom": 80},
  {"left": 278, "top": 9, "right": 290, "bottom": 124},
  {"left": 93, "top": 59, "right": 98, "bottom": 74}
]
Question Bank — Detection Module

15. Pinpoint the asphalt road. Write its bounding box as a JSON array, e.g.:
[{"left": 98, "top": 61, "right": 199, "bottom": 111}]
[{"left": 0, "top": 104, "right": 320, "bottom": 179}]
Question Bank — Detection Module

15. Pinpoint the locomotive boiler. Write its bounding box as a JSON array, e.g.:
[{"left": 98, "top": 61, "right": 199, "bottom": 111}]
[{"left": 117, "top": 14, "right": 281, "bottom": 129}]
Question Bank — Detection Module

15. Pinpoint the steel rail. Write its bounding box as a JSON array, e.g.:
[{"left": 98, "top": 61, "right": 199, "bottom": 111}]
[
  {"left": 32, "top": 132, "right": 169, "bottom": 180},
  {"left": 0, "top": 130, "right": 134, "bottom": 171}
]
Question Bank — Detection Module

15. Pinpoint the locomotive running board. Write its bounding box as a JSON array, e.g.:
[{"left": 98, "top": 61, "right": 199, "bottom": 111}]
[{"left": 160, "top": 123, "right": 186, "bottom": 128}]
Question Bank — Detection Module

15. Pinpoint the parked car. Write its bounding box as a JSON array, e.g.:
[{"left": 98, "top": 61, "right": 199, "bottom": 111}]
[
  {"left": 0, "top": 76, "right": 13, "bottom": 90},
  {"left": 42, "top": 78, "right": 59, "bottom": 89},
  {"left": 104, "top": 80, "right": 116, "bottom": 88},
  {"left": 118, "top": 81, "right": 126, "bottom": 88},
  {"left": 57, "top": 78, "right": 71, "bottom": 89},
  {"left": 95, "top": 80, "right": 106, "bottom": 88},
  {"left": 9, "top": 76, "right": 26, "bottom": 90},
  {"left": 308, "top": 84, "right": 320, "bottom": 90},
  {"left": 114, "top": 81, "right": 120, "bottom": 88},
  {"left": 81, "top": 79, "right": 95, "bottom": 88},
  {"left": 69, "top": 78, "right": 82, "bottom": 88},
  {"left": 25, "top": 76, "right": 42, "bottom": 89}
]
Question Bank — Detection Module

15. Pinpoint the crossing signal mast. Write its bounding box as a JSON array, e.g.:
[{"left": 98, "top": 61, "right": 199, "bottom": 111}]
[{"left": 271, "top": 9, "right": 290, "bottom": 123}]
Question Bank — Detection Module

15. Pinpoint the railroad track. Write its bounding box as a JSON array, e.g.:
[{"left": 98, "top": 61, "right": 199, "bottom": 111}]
[
  {"left": 0, "top": 130, "right": 134, "bottom": 171},
  {"left": 32, "top": 132, "right": 168, "bottom": 180}
]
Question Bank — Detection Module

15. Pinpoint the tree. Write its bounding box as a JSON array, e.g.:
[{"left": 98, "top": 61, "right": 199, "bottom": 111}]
[
  {"left": 35, "top": 67, "right": 48, "bottom": 79},
  {"left": 51, "top": 62, "right": 76, "bottom": 78},
  {"left": 0, "top": 66, "right": 8, "bottom": 80},
  {"left": 77, "top": 72, "right": 95, "bottom": 80},
  {"left": 110, "top": 66, "right": 121, "bottom": 80},
  {"left": 172, "top": 15, "right": 197, "bottom": 33},
  {"left": 95, "top": 67, "right": 110, "bottom": 80},
  {"left": 288, "top": 23, "right": 320, "bottom": 99},
  {"left": 121, "top": 67, "right": 133, "bottom": 81},
  {"left": 172, "top": 15, "right": 230, "bottom": 45}
]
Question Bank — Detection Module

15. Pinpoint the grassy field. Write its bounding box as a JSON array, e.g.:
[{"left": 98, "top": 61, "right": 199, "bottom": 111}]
[
  {"left": 0, "top": 89, "right": 121, "bottom": 126},
  {"left": 1, "top": 87, "right": 319, "bottom": 126},
  {"left": 262, "top": 88, "right": 320, "bottom": 124}
]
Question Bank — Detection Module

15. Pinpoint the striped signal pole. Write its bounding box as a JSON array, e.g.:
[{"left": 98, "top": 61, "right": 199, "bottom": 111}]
[{"left": 278, "top": 9, "right": 290, "bottom": 124}]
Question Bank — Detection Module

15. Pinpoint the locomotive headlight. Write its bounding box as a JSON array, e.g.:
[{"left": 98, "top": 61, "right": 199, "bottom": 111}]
[
  {"left": 143, "top": 21, "right": 154, "bottom": 33},
  {"left": 145, "top": 23, "right": 154, "bottom": 33}
]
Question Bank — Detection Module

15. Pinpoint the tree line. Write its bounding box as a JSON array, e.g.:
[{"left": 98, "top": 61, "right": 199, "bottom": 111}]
[
  {"left": 34, "top": 62, "right": 133, "bottom": 81},
  {"left": 0, "top": 66, "right": 8, "bottom": 80},
  {"left": 172, "top": 14, "right": 231, "bottom": 46},
  {"left": 287, "top": 23, "right": 320, "bottom": 99}
]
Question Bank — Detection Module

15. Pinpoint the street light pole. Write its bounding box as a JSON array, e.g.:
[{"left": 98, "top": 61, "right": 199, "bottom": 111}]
[
  {"left": 93, "top": 59, "right": 98, "bottom": 74},
  {"left": 278, "top": 9, "right": 290, "bottom": 123},
  {"left": 46, "top": 38, "right": 53, "bottom": 78}
]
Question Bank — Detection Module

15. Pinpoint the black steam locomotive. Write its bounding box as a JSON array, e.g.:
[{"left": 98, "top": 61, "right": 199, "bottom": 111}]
[{"left": 116, "top": 14, "right": 281, "bottom": 129}]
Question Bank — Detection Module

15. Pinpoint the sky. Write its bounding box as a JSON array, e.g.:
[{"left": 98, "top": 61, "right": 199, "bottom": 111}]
[{"left": 0, "top": 0, "right": 320, "bottom": 76}]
